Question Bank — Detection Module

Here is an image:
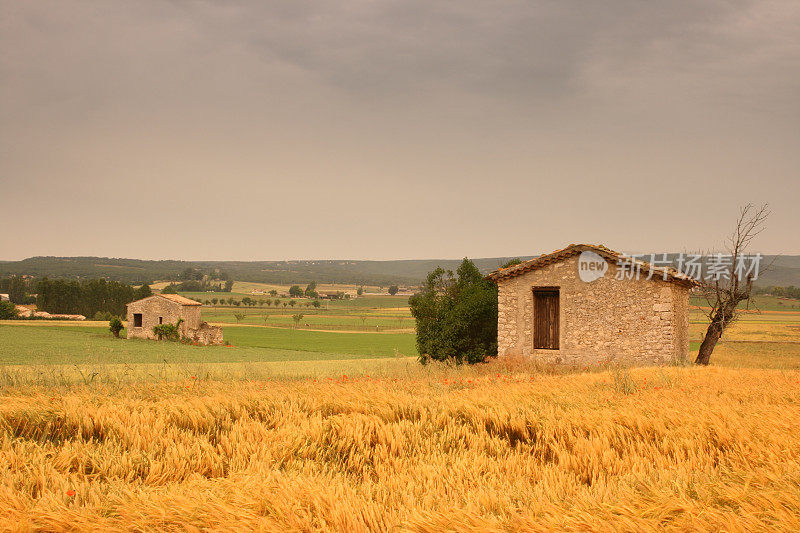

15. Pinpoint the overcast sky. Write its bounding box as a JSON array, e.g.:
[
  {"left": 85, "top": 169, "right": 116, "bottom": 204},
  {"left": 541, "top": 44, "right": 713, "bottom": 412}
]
[{"left": 1, "top": 1, "right": 798, "bottom": 261}]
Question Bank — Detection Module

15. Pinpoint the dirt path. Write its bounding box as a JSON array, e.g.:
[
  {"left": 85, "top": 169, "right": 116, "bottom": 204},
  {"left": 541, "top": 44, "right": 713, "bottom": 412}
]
[{"left": 208, "top": 322, "right": 416, "bottom": 335}]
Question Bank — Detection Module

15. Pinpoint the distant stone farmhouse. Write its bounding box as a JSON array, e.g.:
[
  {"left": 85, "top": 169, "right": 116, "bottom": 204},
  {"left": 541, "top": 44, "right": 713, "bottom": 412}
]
[
  {"left": 486, "top": 244, "right": 698, "bottom": 364},
  {"left": 126, "top": 294, "right": 223, "bottom": 345}
]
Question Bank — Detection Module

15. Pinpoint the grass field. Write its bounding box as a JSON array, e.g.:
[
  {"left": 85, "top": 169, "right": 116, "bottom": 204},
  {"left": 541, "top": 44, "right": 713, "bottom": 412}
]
[
  {"left": 1, "top": 294, "right": 800, "bottom": 530},
  {"left": 0, "top": 324, "right": 417, "bottom": 366}
]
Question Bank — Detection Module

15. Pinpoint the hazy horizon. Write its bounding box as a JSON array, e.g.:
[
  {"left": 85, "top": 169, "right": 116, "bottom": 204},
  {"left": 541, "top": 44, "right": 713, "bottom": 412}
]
[
  {"left": 3, "top": 248, "right": 800, "bottom": 264},
  {"left": 2, "top": 1, "right": 798, "bottom": 261}
]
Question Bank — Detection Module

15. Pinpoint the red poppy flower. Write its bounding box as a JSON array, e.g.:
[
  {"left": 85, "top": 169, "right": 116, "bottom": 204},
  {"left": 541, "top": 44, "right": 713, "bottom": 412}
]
[{"left": 66, "top": 490, "right": 76, "bottom": 497}]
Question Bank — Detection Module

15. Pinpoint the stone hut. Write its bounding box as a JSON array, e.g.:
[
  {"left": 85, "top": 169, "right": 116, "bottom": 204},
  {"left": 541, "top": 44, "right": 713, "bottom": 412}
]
[
  {"left": 126, "top": 294, "right": 223, "bottom": 345},
  {"left": 486, "top": 244, "right": 698, "bottom": 364}
]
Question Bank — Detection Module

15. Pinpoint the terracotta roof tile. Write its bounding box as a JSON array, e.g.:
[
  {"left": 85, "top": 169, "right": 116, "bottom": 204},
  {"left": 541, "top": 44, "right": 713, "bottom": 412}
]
[
  {"left": 485, "top": 244, "right": 698, "bottom": 286},
  {"left": 157, "top": 293, "right": 203, "bottom": 306}
]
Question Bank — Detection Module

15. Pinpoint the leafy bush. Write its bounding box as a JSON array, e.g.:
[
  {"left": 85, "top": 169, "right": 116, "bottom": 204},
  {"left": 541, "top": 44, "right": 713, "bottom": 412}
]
[
  {"left": 388, "top": 285, "right": 399, "bottom": 295},
  {"left": 153, "top": 319, "right": 183, "bottom": 341},
  {"left": 0, "top": 301, "right": 18, "bottom": 319},
  {"left": 500, "top": 258, "right": 523, "bottom": 269},
  {"left": 94, "top": 311, "right": 113, "bottom": 321},
  {"left": 109, "top": 317, "right": 124, "bottom": 338},
  {"left": 409, "top": 258, "right": 498, "bottom": 365},
  {"left": 161, "top": 285, "right": 178, "bottom": 294}
]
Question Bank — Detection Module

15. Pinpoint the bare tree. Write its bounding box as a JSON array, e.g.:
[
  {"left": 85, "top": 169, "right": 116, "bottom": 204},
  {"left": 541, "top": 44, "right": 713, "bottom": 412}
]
[{"left": 695, "top": 204, "right": 770, "bottom": 365}]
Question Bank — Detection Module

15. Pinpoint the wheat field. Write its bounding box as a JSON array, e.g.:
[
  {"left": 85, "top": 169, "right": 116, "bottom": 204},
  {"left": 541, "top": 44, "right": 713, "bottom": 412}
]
[{"left": 2, "top": 362, "right": 799, "bottom": 532}]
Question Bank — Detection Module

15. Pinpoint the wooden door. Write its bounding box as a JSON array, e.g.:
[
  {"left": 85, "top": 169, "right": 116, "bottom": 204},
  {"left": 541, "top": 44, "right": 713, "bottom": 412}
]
[{"left": 533, "top": 289, "right": 559, "bottom": 350}]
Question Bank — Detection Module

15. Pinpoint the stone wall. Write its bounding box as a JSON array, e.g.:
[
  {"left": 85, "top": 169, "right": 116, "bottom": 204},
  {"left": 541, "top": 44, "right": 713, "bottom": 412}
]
[
  {"left": 180, "top": 306, "right": 202, "bottom": 333},
  {"left": 497, "top": 255, "right": 691, "bottom": 364},
  {"left": 670, "top": 282, "right": 691, "bottom": 362},
  {"left": 126, "top": 297, "right": 185, "bottom": 340},
  {"left": 186, "top": 322, "right": 224, "bottom": 346},
  {"left": 126, "top": 296, "right": 221, "bottom": 345}
]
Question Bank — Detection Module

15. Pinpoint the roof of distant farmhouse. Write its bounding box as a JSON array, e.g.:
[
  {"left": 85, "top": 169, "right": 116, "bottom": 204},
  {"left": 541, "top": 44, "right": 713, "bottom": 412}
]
[
  {"left": 128, "top": 294, "right": 203, "bottom": 307},
  {"left": 486, "top": 244, "right": 698, "bottom": 286}
]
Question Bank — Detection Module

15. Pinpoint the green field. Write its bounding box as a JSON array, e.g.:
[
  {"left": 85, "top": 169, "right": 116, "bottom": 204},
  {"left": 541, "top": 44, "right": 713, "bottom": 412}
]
[
  {"left": 0, "top": 292, "right": 420, "bottom": 374},
  {"left": 184, "top": 291, "right": 413, "bottom": 331},
  {"left": 0, "top": 293, "right": 798, "bottom": 386},
  {"left": 0, "top": 323, "right": 417, "bottom": 367},
  {"left": 202, "top": 310, "right": 412, "bottom": 330}
]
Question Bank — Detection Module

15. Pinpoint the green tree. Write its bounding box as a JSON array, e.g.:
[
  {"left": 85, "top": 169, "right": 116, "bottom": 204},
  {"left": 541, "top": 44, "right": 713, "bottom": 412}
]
[
  {"left": 409, "top": 258, "right": 498, "bottom": 365},
  {"left": 161, "top": 285, "right": 178, "bottom": 294},
  {"left": 93, "top": 311, "right": 113, "bottom": 321},
  {"left": 388, "top": 285, "right": 399, "bottom": 295},
  {"left": 500, "top": 258, "right": 523, "bottom": 269},
  {"left": 36, "top": 277, "right": 135, "bottom": 317},
  {"left": 0, "top": 301, "right": 18, "bottom": 319},
  {"left": 179, "top": 267, "right": 204, "bottom": 281},
  {"left": 357, "top": 286, "right": 363, "bottom": 296},
  {"left": 211, "top": 298, "right": 218, "bottom": 305},
  {"left": 224, "top": 279, "right": 234, "bottom": 292},
  {"left": 289, "top": 300, "right": 296, "bottom": 307},
  {"left": 134, "top": 284, "right": 153, "bottom": 300},
  {"left": 233, "top": 313, "right": 246, "bottom": 323},
  {"left": 312, "top": 299, "right": 321, "bottom": 308},
  {"left": 292, "top": 313, "right": 304, "bottom": 328},
  {"left": 269, "top": 289, "right": 278, "bottom": 297},
  {"left": 3, "top": 276, "right": 27, "bottom": 303},
  {"left": 289, "top": 285, "right": 303, "bottom": 297},
  {"left": 304, "top": 281, "right": 318, "bottom": 298},
  {"left": 109, "top": 317, "right": 124, "bottom": 338}
]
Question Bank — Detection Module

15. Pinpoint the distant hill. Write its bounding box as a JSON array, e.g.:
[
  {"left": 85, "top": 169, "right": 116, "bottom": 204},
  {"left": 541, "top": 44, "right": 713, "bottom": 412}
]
[
  {"left": 1, "top": 254, "right": 797, "bottom": 287},
  {"left": 0, "top": 256, "right": 533, "bottom": 286}
]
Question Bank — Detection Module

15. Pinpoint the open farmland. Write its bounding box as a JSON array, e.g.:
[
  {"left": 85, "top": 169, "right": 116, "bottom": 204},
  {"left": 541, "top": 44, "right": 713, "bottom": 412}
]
[
  {"left": 1, "top": 295, "right": 799, "bottom": 530},
  {"left": 1, "top": 363, "right": 799, "bottom": 530}
]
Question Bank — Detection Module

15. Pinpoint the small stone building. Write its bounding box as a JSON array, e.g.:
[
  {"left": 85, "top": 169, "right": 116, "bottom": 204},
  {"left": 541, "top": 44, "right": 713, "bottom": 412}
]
[
  {"left": 126, "top": 294, "right": 223, "bottom": 345},
  {"left": 486, "top": 244, "right": 697, "bottom": 364}
]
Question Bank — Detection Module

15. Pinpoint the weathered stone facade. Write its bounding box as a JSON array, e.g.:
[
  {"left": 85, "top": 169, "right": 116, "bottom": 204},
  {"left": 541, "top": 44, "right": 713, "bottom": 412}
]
[
  {"left": 489, "top": 245, "right": 694, "bottom": 365},
  {"left": 185, "top": 322, "right": 224, "bottom": 345},
  {"left": 126, "top": 294, "right": 223, "bottom": 345}
]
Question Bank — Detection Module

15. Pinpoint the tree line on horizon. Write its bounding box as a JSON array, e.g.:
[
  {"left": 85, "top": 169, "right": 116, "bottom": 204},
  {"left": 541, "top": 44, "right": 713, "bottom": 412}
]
[{"left": 35, "top": 279, "right": 153, "bottom": 318}]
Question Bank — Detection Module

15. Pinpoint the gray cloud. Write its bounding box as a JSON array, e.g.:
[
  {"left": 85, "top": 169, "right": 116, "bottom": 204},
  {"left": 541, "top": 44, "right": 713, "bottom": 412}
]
[{"left": 1, "top": 0, "right": 798, "bottom": 260}]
